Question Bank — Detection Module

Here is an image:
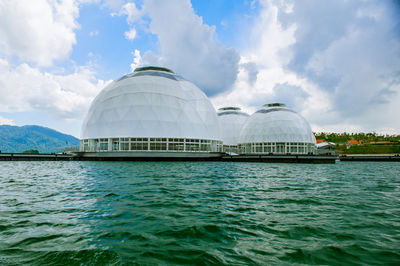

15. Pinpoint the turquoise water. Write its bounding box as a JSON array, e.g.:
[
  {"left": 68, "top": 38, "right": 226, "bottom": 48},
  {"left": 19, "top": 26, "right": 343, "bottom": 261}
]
[{"left": 0, "top": 161, "right": 399, "bottom": 265}]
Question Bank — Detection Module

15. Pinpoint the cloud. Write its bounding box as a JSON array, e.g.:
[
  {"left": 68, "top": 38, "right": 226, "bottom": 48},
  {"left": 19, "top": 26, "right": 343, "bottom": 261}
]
[
  {"left": 214, "top": 0, "right": 400, "bottom": 133},
  {"left": 276, "top": 0, "right": 361, "bottom": 73},
  {"left": 304, "top": 9, "right": 400, "bottom": 114},
  {"left": 119, "top": 2, "right": 142, "bottom": 24},
  {"left": 269, "top": 83, "right": 309, "bottom": 111},
  {"left": 126, "top": 0, "right": 240, "bottom": 95},
  {"left": 211, "top": 0, "right": 319, "bottom": 114},
  {"left": 254, "top": 2, "right": 296, "bottom": 67},
  {"left": 211, "top": 60, "right": 328, "bottom": 118},
  {"left": 115, "top": 2, "right": 143, "bottom": 42},
  {"left": 240, "top": 62, "right": 259, "bottom": 86},
  {"left": 282, "top": 0, "right": 400, "bottom": 131},
  {"left": 124, "top": 28, "right": 136, "bottom": 40},
  {"left": 130, "top": 49, "right": 142, "bottom": 71},
  {"left": 104, "top": 0, "right": 123, "bottom": 10},
  {"left": 0, "top": 116, "right": 15, "bottom": 126},
  {"left": 89, "top": 30, "right": 99, "bottom": 37},
  {"left": 0, "top": 58, "right": 108, "bottom": 120},
  {"left": 0, "top": 0, "right": 79, "bottom": 66}
]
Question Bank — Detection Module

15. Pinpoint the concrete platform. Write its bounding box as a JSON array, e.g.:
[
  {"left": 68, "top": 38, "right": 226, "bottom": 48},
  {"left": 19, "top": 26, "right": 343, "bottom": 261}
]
[
  {"left": 220, "top": 154, "right": 337, "bottom": 164},
  {"left": 0, "top": 152, "right": 337, "bottom": 163},
  {"left": 0, "top": 153, "right": 74, "bottom": 161},
  {"left": 339, "top": 154, "right": 400, "bottom": 162}
]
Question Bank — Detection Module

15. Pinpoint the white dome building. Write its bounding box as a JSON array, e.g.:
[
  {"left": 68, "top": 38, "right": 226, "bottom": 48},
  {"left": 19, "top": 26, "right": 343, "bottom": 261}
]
[
  {"left": 80, "top": 66, "right": 222, "bottom": 158},
  {"left": 217, "top": 107, "right": 249, "bottom": 153},
  {"left": 238, "top": 103, "right": 316, "bottom": 154}
]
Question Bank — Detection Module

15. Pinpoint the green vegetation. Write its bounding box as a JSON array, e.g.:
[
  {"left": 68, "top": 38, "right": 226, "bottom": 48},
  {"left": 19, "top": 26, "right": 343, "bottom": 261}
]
[
  {"left": 314, "top": 132, "right": 400, "bottom": 154},
  {"left": 0, "top": 125, "right": 79, "bottom": 153},
  {"left": 314, "top": 132, "right": 400, "bottom": 143},
  {"left": 22, "top": 149, "right": 40, "bottom": 154}
]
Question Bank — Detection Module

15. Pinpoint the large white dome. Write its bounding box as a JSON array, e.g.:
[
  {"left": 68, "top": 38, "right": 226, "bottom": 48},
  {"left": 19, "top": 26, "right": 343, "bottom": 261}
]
[
  {"left": 217, "top": 107, "right": 249, "bottom": 146},
  {"left": 238, "top": 103, "right": 316, "bottom": 154},
  {"left": 239, "top": 103, "right": 315, "bottom": 143},
  {"left": 81, "top": 67, "right": 220, "bottom": 140}
]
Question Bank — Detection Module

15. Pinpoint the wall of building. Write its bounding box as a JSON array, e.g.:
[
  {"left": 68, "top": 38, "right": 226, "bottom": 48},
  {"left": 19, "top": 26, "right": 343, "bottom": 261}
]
[{"left": 80, "top": 137, "right": 223, "bottom": 153}]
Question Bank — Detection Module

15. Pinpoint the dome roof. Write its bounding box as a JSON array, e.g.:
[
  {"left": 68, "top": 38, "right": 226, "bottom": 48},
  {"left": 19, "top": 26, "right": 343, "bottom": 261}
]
[
  {"left": 81, "top": 67, "right": 220, "bottom": 140},
  {"left": 217, "top": 107, "right": 249, "bottom": 145},
  {"left": 239, "top": 103, "right": 315, "bottom": 144}
]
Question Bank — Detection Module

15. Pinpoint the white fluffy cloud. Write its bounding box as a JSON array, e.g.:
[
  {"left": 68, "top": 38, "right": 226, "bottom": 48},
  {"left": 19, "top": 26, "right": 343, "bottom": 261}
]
[
  {"left": 119, "top": 2, "right": 142, "bottom": 23},
  {"left": 285, "top": 0, "right": 400, "bottom": 133},
  {"left": 126, "top": 0, "right": 240, "bottom": 95},
  {"left": 0, "top": 0, "right": 111, "bottom": 130},
  {"left": 130, "top": 49, "right": 142, "bottom": 71},
  {"left": 0, "top": 116, "right": 15, "bottom": 126},
  {"left": 124, "top": 28, "right": 136, "bottom": 40},
  {"left": 116, "top": 2, "right": 142, "bottom": 42},
  {"left": 212, "top": 1, "right": 326, "bottom": 114},
  {"left": 0, "top": 59, "right": 107, "bottom": 120},
  {"left": 213, "top": 0, "right": 400, "bottom": 133},
  {"left": 0, "top": 0, "right": 79, "bottom": 66}
]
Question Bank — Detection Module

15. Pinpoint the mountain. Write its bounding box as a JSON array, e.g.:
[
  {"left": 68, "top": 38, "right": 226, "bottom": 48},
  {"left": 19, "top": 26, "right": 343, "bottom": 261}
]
[{"left": 0, "top": 125, "right": 79, "bottom": 153}]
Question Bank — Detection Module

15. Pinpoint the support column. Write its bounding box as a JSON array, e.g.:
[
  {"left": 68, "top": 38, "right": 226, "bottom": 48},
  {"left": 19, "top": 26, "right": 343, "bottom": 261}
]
[{"left": 108, "top": 138, "right": 112, "bottom": 151}]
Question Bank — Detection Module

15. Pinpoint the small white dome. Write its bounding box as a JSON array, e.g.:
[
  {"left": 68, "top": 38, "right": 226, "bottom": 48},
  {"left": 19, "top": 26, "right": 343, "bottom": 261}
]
[
  {"left": 217, "top": 107, "right": 249, "bottom": 146},
  {"left": 81, "top": 67, "right": 220, "bottom": 140},
  {"left": 239, "top": 103, "right": 316, "bottom": 144}
]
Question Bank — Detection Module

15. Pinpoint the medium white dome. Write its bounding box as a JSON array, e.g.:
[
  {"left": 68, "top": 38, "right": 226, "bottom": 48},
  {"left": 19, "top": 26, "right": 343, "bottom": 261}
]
[
  {"left": 239, "top": 103, "right": 315, "bottom": 144},
  {"left": 81, "top": 67, "right": 220, "bottom": 140},
  {"left": 217, "top": 107, "right": 249, "bottom": 146}
]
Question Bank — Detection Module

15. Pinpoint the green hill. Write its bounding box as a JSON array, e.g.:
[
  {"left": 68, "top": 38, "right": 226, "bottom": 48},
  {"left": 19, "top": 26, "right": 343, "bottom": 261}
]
[{"left": 0, "top": 125, "right": 79, "bottom": 153}]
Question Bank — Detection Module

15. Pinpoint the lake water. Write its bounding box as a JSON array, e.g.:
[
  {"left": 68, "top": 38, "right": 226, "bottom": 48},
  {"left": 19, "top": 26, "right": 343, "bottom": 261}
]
[{"left": 0, "top": 161, "right": 399, "bottom": 265}]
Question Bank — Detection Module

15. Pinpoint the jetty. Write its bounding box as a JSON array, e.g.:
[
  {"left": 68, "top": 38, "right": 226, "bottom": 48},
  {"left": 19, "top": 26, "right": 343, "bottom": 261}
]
[
  {"left": 0, "top": 152, "right": 337, "bottom": 163},
  {"left": 220, "top": 154, "right": 336, "bottom": 164},
  {"left": 4, "top": 153, "right": 400, "bottom": 162},
  {"left": 0, "top": 153, "right": 74, "bottom": 161},
  {"left": 339, "top": 154, "right": 400, "bottom": 162}
]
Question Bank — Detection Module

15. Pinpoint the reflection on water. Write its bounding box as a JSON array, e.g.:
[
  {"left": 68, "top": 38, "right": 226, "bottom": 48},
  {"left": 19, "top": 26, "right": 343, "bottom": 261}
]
[{"left": 0, "top": 161, "right": 399, "bottom": 264}]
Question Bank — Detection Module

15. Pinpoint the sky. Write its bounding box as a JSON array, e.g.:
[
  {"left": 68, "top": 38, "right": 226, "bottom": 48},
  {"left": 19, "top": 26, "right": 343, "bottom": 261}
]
[{"left": 0, "top": 0, "right": 399, "bottom": 137}]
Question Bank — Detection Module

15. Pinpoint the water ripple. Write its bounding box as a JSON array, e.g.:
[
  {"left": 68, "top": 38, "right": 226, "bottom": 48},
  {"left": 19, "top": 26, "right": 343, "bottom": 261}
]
[{"left": 0, "top": 161, "right": 399, "bottom": 265}]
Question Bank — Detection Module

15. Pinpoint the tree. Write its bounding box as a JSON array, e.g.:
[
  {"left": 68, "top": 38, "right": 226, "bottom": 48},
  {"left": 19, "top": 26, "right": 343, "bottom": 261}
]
[{"left": 22, "top": 149, "right": 40, "bottom": 154}]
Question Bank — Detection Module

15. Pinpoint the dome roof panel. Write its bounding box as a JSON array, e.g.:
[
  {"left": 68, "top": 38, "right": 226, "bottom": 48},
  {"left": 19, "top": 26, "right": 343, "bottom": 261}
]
[
  {"left": 239, "top": 105, "right": 315, "bottom": 144},
  {"left": 217, "top": 107, "right": 249, "bottom": 145},
  {"left": 81, "top": 68, "right": 220, "bottom": 140}
]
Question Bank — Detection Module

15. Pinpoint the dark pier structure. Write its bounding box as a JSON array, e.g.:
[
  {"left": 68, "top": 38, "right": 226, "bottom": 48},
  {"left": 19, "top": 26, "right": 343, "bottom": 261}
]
[
  {"left": 0, "top": 153, "right": 74, "bottom": 161},
  {"left": 339, "top": 154, "right": 400, "bottom": 162},
  {"left": 4, "top": 153, "right": 400, "bottom": 163},
  {"left": 0, "top": 152, "right": 337, "bottom": 163}
]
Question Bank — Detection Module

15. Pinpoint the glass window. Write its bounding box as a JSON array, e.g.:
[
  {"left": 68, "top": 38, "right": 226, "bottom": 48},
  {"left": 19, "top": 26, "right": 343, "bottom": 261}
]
[
  {"left": 150, "top": 143, "right": 157, "bottom": 150},
  {"left": 121, "top": 143, "right": 129, "bottom": 151},
  {"left": 276, "top": 143, "right": 285, "bottom": 154},
  {"left": 100, "top": 143, "right": 108, "bottom": 150},
  {"left": 112, "top": 141, "right": 119, "bottom": 151},
  {"left": 291, "top": 144, "right": 298, "bottom": 153},
  {"left": 258, "top": 144, "right": 263, "bottom": 153}
]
